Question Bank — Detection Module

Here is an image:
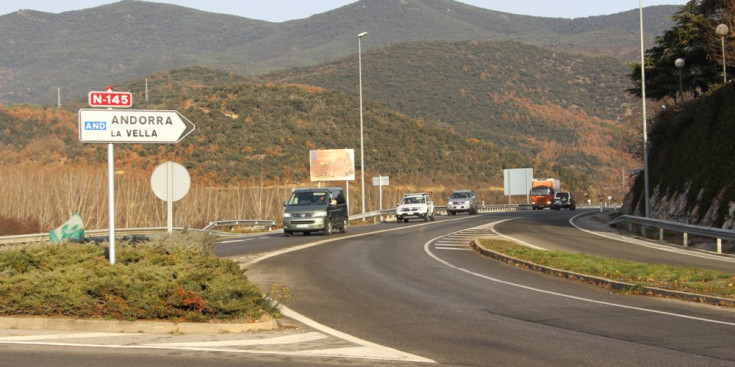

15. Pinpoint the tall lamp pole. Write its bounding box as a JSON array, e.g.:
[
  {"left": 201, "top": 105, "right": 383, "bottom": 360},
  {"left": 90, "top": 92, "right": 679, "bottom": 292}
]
[
  {"left": 358, "top": 31, "right": 368, "bottom": 214},
  {"left": 716, "top": 24, "right": 729, "bottom": 83},
  {"left": 639, "top": 1, "right": 650, "bottom": 218},
  {"left": 675, "top": 58, "right": 685, "bottom": 103}
]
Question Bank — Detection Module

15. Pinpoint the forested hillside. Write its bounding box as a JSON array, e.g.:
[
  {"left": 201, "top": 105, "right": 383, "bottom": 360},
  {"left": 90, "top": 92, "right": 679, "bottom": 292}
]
[
  {"left": 0, "top": 67, "right": 540, "bottom": 188},
  {"left": 626, "top": 83, "right": 735, "bottom": 228},
  {"left": 260, "top": 40, "right": 637, "bottom": 192}
]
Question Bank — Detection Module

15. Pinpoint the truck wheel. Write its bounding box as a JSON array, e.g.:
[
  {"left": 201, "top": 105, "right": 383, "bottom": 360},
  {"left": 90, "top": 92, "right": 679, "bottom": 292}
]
[
  {"left": 424, "top": 213, "right": 430, "bottom": 222},
  {"left": 430, "top": 211, "right": 436, "bottom": 221},
  {"left": 284, "top": 230, "right": 292, "bottom": 237},
  {"left": 403, "top": 218, "right": 409, "bottom": 223},
  {"left": 397, "top": 217, "right": 402, "bottom": 223}
]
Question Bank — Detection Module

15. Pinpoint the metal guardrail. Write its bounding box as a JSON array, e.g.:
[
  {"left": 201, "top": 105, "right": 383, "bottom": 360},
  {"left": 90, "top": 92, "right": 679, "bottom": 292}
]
[
  {"left": 610, "top": 214, "right": 735, "bottom": 254},
  {"left": 0, "top": 221, "right": 272, "bottom": 245},
  {"left": 203, "top": 219, "right": 277, "bottom": 231},
  {"left": 348, "top": 204, "right": 528, "bottom": 224}
]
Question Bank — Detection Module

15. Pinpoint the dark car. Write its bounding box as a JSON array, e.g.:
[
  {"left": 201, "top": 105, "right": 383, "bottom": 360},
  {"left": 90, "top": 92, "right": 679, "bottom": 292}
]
[
  {"left": 552, "top": 191, "right": 576, "bottom": 210},
  {"left": 282, "top": 187, "right": 348, "bottom": 236}
]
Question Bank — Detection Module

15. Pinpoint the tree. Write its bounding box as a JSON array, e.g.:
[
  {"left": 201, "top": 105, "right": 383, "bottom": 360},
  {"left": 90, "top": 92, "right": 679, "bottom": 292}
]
[{"left": 628, "top": 0, "right": 734, "bottom": 101}]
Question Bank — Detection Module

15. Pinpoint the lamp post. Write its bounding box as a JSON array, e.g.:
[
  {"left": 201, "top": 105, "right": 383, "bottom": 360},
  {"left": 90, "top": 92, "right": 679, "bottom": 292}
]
[
  {"left": 675, "top": 58, "right": 685, "bottom": 103},
  {"left": 358, "top": 31, "right": 367, "bottom": 214},
  {"left": 716, "top": 24, "right": 729, "bottom": 83},
  {"left": 639, "top": 1, "right": 650, "bottom": 218}
]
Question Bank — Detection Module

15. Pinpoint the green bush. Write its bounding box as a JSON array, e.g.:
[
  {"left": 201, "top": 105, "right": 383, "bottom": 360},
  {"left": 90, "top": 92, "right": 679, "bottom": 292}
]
[{"left": 0, "top": 233, "right": 274, "bottom": 322}]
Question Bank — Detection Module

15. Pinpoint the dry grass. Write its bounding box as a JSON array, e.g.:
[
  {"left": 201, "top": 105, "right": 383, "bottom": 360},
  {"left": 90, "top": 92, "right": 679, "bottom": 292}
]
[{"left": 0, "top": 167, "right": 504, "bottom": 234}]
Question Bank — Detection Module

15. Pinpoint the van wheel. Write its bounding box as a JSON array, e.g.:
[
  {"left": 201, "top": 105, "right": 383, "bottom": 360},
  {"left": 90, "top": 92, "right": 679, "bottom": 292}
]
[
  {"left": 396, "top": 217, "right": 402, "bottom": 223},
  {"left": 430, "top": 211, "right": 436, "bottom": 221},
  {"left": 424, "top": 213, "right": 430, "bottom": 222},
  {"left": 284, "top": 230, "right": 292, "bottom": 237},
  {"left": 339, "top": 219, "right": 347, "bottom": 233},
  {"left": 324, "top": 219, "right": 332, "bottom": 236},
  {"left": 403, "top": 218, "right": 409, "bottom": 223}
]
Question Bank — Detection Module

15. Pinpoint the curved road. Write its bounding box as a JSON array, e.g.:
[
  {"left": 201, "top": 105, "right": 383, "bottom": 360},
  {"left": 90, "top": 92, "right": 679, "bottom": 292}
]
[{"left": 242, "top": 210, "right": 735, "bottom": 366}]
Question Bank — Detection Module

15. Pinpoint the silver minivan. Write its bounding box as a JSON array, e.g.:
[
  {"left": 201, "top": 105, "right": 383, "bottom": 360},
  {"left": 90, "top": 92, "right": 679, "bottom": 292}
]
[{"left": 282, "top": 187, "right": 348, "bottom": 237}]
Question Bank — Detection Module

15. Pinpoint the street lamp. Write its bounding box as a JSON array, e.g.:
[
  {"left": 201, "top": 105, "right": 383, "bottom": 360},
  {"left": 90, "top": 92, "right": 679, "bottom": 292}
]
[
  {"left": 675, "top": 58, "right": 685, "bottom": 103},
  {"left": 716, "top": 24, "right": 728, "bottom": 83},
  {"left": 639, "top": 1, "right": 650, "bottom": 218},
  {"left": 358, "top": 31, "right": 367, "bottom": 214}
]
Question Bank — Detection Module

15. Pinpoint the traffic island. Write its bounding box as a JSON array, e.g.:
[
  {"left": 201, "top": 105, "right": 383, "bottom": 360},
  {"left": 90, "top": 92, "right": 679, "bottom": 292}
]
[{"left": 470, "top": 239, "right": 735, "bottom": 308}]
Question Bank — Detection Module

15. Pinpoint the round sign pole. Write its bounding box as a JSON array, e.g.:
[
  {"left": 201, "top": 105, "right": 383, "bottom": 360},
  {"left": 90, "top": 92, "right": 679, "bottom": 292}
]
[
  {"left": 151, "top": 161, "right": 191, "bottom": 235},
  {"left": 167, "top": 162, "right": 174, "bottom": 234}
]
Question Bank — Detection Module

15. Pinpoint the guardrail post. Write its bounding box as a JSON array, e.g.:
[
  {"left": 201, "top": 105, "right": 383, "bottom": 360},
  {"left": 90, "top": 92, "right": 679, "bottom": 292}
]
[
  {"left": 641, "top": 225, "right": 646, "bottom": 237},
  {"left": 683, "top": 232, "right": 688, "bottom": 247},
  {"left": 717, "top": 238, "right": 722, "bottom": 254},
  {"left": 659, "top": 228, "right": 664, "bottom": 241}
]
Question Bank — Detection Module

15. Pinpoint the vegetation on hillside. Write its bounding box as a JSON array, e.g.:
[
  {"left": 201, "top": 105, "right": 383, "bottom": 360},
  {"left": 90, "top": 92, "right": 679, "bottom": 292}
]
[
  {"left": 0, "top": 67, "right": 540, "bottom": 232},
  {"left": 260, "top": 40, "right": 636, "bottom": 195},
  {"left": 627, "top": 82, "right": 735, "bottom": 226}
]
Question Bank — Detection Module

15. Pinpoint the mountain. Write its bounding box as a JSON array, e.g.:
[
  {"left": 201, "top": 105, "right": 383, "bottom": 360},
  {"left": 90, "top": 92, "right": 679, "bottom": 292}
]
[
  {"left": 0, "top": 0, "right": 678, "bottom": 105},
  {"left": 259, "top": 39, "right": 637, "bottom": 188}
]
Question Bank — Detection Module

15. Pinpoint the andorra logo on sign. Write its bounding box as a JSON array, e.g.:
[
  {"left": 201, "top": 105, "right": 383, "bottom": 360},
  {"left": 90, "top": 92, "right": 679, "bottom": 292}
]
[{"left": 84, "top": 121, "right": 107, "bottom": 130}]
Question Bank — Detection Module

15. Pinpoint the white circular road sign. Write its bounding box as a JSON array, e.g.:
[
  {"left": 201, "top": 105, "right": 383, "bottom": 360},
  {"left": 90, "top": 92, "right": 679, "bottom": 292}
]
[{"left": 151, "top": 161, "right": 191, "bottom": 202}]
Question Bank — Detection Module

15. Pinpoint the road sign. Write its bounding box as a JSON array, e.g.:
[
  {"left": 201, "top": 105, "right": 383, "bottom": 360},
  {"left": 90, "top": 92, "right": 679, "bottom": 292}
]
[
  {"left": 372, "top": 176, "right": 389, "bottom": 186},
  {"left": 151, "top": 161, "right": 191, "bottom": 202},
  {"left": 78, "top": 108, "right": 195, "bottom": 144},
  {"left": 151, "top": 161, "right": 191, "bottom": 235},
  {"left": 88, "top": 91, "right": 132, "bottom": 108}
]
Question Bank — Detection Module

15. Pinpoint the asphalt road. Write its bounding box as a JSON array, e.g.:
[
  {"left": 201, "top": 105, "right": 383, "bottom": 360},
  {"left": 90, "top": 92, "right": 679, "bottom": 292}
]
[
  {"left": 3, "top": 209, "right": 735, "bottom": 366},
  {"left": 242, "top": 209, "right": 735, "bottom": 366}
]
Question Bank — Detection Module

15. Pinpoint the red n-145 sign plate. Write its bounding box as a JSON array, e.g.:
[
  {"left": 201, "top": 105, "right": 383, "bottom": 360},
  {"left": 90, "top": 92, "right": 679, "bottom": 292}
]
[{"left": 88, "top": 91, "right": 132, "bottom": 108}]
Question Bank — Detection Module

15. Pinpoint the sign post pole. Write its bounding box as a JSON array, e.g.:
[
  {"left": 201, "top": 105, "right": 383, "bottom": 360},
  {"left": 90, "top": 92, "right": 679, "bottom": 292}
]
[
  {"left": 108, "top": 142, "right": 115, "bottom": 265},
  {"left": 167, "top": 161, "right": 174, "bottom": 234}
]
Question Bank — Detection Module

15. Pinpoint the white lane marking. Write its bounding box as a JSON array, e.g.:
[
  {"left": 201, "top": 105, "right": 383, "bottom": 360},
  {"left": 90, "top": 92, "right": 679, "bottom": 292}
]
[
  {"left": 0, "top": 333, "right": 123, "bottom": 341},
  {"left": 278, "top": 305, "right": 435, "bottom": 363},
  {"left": 242, "top": 215, "right": 472, "bottom": 267},
  {"left": 154, "top": 332, "right": 328, "bottom": 347},
  {"left": 218, "top": 238, "right": 256, "bottom": 244},
  {"left": 569, "top": 212, "right": 735, "bottom": 264},
  {"left": 424, "top": 221, "right": 735, "bottom": 328}
]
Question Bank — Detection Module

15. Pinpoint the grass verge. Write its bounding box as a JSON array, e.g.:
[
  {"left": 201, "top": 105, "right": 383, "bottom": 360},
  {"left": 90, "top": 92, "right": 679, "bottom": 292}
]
[
  {"left": 479, "top": 238, "right": 735, "bottom": 300},
  {"left": 0, "top": 233, "right": 278, "bottom": 322}
]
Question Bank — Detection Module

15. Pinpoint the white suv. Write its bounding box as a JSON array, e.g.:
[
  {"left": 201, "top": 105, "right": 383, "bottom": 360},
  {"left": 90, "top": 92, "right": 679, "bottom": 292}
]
[{"left": 396, "top": 193, "right": 435, "bottom": 222}]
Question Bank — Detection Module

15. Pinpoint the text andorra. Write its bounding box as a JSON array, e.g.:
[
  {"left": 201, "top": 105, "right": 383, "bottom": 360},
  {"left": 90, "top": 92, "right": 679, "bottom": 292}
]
[{"left": 111, "top": 115, "right": 174, "bottom": 125}]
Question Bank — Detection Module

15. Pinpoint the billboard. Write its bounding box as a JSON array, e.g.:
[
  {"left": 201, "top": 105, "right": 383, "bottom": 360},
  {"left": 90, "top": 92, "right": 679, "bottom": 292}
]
[
  {"left": 309, "top": 149, "right": 355, "bottom": 181},
  {"left": 503, "top": 168, "right": 533, "bottom": 196}
]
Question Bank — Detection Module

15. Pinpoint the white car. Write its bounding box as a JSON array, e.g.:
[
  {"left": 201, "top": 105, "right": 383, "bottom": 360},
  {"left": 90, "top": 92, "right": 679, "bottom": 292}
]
[{"left": 396, "top": 193, "right": 435, "bottom": 222}]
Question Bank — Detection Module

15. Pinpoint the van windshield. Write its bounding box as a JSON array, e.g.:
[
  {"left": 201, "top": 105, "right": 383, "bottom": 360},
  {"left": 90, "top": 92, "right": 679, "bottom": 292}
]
[{"left": 287, "top": 192, "right": 328, "bottom": 206}]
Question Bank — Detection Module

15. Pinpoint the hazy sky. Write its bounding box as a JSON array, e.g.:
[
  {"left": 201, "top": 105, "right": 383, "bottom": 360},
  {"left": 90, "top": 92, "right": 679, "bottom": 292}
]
[{"left": 1, "top": 1, "right": 688, "bottom": 21}]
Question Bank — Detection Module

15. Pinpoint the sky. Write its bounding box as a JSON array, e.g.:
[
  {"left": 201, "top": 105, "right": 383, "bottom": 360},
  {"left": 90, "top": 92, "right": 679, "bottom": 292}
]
[{"left": 0, "top": 0, "right": 689, "bottom": 21}]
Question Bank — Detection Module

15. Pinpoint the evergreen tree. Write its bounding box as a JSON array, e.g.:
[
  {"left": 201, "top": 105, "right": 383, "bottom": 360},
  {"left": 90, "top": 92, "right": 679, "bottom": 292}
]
[{"left": 628, "top": 0, "right": 734, "bottom": 101}]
